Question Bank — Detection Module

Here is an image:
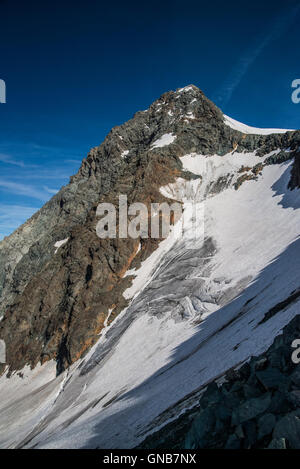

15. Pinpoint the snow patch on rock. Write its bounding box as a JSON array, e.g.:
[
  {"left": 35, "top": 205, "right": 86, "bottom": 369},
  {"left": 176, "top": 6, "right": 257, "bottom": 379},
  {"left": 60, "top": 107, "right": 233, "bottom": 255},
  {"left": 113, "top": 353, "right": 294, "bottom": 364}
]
[
  {"left": 54, "top": 238, "right": 69, "bottom": 254},
  {"left": 151, "top": 133, "right": 176, "bottom": 149},
  {"left": 224, "top": 114, "right": 293, "bottom": 135},
  {"left": 177, "top": 86, "right": 194, "bottom": 94}
]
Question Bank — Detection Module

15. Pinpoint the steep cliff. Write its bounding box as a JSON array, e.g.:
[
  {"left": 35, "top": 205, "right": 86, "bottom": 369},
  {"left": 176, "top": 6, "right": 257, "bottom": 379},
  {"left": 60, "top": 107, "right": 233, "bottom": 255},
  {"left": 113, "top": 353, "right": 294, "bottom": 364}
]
[{"left": 0, "top": 85, "right": 299, "bottom": 449}]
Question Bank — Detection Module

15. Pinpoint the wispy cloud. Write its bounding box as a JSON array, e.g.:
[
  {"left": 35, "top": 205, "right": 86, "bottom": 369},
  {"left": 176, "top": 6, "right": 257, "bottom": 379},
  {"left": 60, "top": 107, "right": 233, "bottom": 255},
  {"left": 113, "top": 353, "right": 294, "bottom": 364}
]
[
  {"left": 64, "top": 159, "right": 82, "bottom": 165},
  {"left": 0, "top": 141, "right": 85, "bottom": 170},
  {"left": 0, "top": 141, "right": 84, "bottom": 238},
  {"left": 0, "top": 153, "right": 26, "bottom": 167},
  {"left": 5, "top": 168, "right": 75, "bottom": 181},
  {"left": 0, "top": 179, "right": 49, "bottom": 201},
  {"left": 43, "top": 185, "right": 59, "bottom": 195},
  {"left": 0, "top": 153, "right": 39, "bottom": 168},
  {"left": 214, "top": 5, "right": 300, "bottom": 107},
  {"left": 0, "top": 204, "right": 38, "bottom": 240}
]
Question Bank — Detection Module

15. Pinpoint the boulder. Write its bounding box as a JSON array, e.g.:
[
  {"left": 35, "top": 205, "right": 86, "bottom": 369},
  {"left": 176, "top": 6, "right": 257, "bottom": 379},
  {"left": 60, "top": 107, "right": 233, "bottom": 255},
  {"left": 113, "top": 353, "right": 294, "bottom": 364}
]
[
  {"left": 232, "top": 393, "right": 271, "bottom": 425},
  {"left": 273, "top": 413, "right": 300, "bottom": 449},
  {"left": 257, "top": 413, "right": 276, "bottom": 440}
]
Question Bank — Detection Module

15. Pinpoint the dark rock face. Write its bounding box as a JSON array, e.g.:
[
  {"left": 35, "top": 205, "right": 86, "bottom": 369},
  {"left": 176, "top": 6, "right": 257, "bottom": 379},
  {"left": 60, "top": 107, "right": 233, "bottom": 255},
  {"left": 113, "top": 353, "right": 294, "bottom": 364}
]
[
  {"left": 0, "top": 154, "right": 182, "bottom": 374},
  {"left": 289, "top": 152, "right": 300, "bottom": 189},
  {"left": 139, "top": 315, "right": 300, "bottom": 450},
  {"left": 0, "top": 85, "right": 299, "bottom": 376}
]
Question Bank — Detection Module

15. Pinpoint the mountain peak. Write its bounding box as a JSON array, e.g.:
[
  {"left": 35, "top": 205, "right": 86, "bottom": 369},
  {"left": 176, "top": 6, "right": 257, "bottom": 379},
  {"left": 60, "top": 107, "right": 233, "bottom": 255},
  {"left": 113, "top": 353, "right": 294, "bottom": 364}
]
[
  {"left": 0, "top": 84, "right": 300, "bottom": 449},
  {"left": 0, "top": 85, "right": 299, "bottom": 375}
]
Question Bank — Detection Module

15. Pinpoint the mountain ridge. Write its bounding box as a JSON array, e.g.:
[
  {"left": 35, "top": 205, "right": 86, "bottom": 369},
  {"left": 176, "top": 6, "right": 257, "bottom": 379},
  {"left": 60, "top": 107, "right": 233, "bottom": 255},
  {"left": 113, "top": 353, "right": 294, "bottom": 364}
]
[
  {"left": 0, "top": 85, "right": 300, "bottom": 377},
  {"left": 0, "top": 86, "right": 299, "bottom": 448}
]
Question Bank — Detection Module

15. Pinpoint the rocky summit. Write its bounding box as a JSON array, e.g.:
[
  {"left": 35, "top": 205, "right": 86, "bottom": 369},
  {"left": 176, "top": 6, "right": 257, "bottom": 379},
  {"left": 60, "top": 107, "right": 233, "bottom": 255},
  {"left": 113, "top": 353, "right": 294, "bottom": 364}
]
[{"left": 0, "top": 85, "right": 299, "bottom": 449}]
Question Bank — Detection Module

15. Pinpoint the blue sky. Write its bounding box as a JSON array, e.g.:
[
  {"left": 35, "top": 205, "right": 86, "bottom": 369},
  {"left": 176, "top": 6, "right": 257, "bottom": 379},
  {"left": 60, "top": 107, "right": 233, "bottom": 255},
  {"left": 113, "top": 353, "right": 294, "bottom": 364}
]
[{"left": 0, "top": 0, "right": 299, "bottom": 239}]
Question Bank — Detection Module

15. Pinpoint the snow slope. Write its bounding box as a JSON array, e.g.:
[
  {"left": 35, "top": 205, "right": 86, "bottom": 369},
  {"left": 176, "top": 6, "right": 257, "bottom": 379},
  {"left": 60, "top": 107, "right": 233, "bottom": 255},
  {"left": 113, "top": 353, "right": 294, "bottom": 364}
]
[
  {"left": 0, "top": 154, "right": 299, "bottom": 449},
  {"left": 224, "top": 114, "right": 294, "bottom": 135}
]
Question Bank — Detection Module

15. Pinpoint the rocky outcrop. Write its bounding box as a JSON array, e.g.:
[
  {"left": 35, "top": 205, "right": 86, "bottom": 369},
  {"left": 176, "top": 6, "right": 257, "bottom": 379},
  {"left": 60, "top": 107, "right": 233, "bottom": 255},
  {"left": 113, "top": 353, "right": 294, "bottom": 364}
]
[
  {"left": 139, "top": 314, "right": 300, "bottom": 450},
  {"left": 289, "top": 152, "right": 300, "bottom": 189},
  {"left": 0, "top": 153, "right": 182, "bottom": 374},
  {"left": 0, "top": 85, "right": 299, "bottom": 376}
]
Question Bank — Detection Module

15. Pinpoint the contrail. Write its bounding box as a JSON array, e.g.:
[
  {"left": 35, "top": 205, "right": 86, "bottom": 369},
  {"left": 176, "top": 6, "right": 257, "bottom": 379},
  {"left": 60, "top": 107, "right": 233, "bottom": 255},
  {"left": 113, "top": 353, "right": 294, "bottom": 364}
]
[{"left": 214, "top": 5, "right": 300, "bottom": 107}]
